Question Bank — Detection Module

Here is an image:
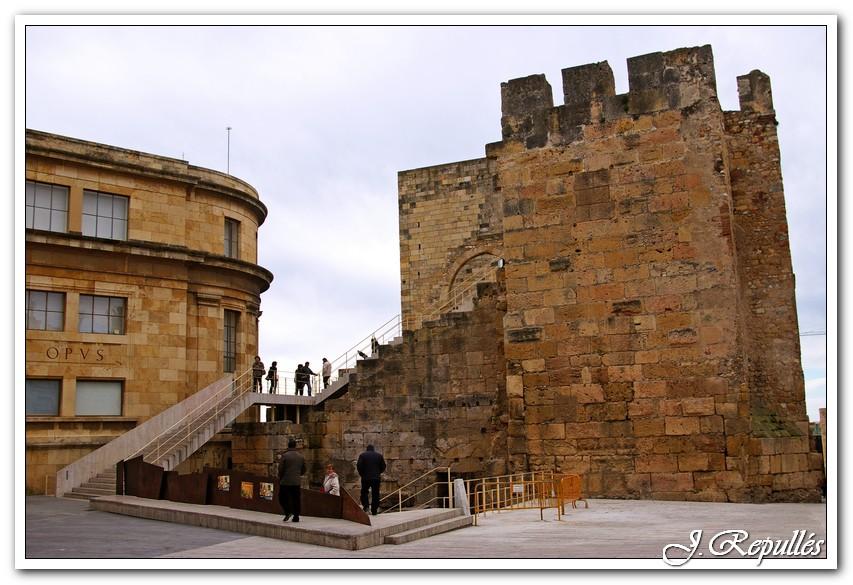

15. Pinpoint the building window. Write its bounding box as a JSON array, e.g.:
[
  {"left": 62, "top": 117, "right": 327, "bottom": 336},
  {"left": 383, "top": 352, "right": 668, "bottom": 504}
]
[
  {"left": 82, "top": 190, "right": 128, "bottom": 240},
  {"left": 78, "top": 294, "right": 126, "bottom": 335},
  {"left": 25, "top": 180, "right": 68, "bottom": 233},
  {"left": 224, "top": 310, "right": 238, "bottom": 372},
  {"left": 224, "top": 218, "right": 240, "bottom": 259},
  {"left": 25, "top": 290, "right": 65, "bottom": 331},
  {"left": 26, "top": 379, "right": 60, "bottom": 416},
  {"left": 75, "top": 380, "right": 122, "bottom": 416}
]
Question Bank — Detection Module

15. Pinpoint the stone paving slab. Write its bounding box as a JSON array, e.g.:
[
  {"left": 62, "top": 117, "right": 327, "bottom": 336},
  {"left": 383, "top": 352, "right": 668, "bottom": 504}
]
[{"left": 24, "top": 495, "right": 829, "bottom": 566}]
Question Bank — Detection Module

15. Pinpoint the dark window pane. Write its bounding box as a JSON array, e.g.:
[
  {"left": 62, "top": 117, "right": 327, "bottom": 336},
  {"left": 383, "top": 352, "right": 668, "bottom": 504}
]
[
  {"left": 78, "top": 314, "right": 92, "bottom": 333},
  {"left": 96, "top": 216, "right": 112, "bottom": 238},
  {"left": 109, "top": 298, "right": 124, "bottom": 316},
  {"left": 51, "top": 210, "right": 67, "bottom": 232},
  {"left": 92, "top": 315, "right": 109, "bottom": 333},
  {"left": 28, "top": 291, "right": 46, "bottom": 310},
  {"left": 82, "top": 215, "right": 96, "bottom": 236},
  {"left": 46, "top": 292, "right": 64, "bottom": 311},
  {"left": 92, "top": 296, "right": 109, "bottom": 315},
  {"left": 26, "top": 181, "right": 35, "bottom": 206},
  {"left": 33, "top": 207, "right": 50, "bottom": 230},
  {"left": 79, "top": 295, "right": 93, "bottom": 314},
  {"left": 26, "top": 206, "right": 34, "bottom": 229},
  {"left": 34, "top": 183, "right": 52, "bottom": 208},
  {"left": 46, "top": 311, "right": 64, "bottom": 331},
  {"left": 83, "top": 192, "right": 97, "bottom": 214},
  {"left": 26, "top": 380, "right": 60, "bottom": 416},
  {"left": 97, "top": 194, "right": 112, "bottom": 215},
  {"left": 112, "top": 219, "right": 127, "bottom": 240},
  {"left": 52, "top": 188, "right": 68, "bottom": 211},
  {"left": 27, "top": 310, "right": 45, "bottom": 330},
  {"left": 109, "top": 316, "right": 124, "bottom": 335},
  {"left": 112, "top": 196, "right": 128, "bottom": 220}
]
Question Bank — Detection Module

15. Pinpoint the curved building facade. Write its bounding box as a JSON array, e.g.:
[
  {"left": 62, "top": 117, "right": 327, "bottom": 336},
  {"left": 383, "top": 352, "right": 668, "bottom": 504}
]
[{"left": 24, "top": 130, "right": 273, "bottom": 494}]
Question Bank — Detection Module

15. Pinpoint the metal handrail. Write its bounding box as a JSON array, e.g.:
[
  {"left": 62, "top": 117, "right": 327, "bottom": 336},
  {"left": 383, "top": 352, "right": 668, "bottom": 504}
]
[
  {"left": 403, "top": 261, "right": 501, "bottom": 331},
  {"left": 144, "top": 370, "right": 256, "bottom": 467},
  {"left": 128, "top": 367, "right": 254, "bottom": 466},
  {"left": 323, "top": 314, "right": 402, "bottom": 386},
  {"left": 379, "top": 465, "right": 452, "bottom": 514}
]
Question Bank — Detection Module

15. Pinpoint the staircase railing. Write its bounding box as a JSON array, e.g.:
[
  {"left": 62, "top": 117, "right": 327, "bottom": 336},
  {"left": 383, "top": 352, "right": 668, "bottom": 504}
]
[
  {"left": 403, "top": 261, "right": 501, "bottom": 331},
  {"left": 128, "top": 367, "right": 255, "bottom": 467},
  {"left": 379, "top": 466, "right": 453, "bottom": 513},
  {"left": 322, "top": 314, "right": 403, "bottom": 387},
  {"left": 55, "top": 370, "right": 247, "bottom": 497}
]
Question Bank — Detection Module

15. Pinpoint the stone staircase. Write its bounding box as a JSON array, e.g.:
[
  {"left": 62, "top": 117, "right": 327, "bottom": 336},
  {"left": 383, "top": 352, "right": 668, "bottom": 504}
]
[
  {"left": 383, "top": 509, "right": 472, "bottom": 545},
  {"left": 63, "top": 469, "right": 117, "bottom": 501}
]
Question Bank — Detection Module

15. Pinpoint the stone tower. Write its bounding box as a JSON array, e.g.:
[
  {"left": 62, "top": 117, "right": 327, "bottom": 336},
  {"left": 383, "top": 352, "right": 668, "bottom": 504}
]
[{"left": 392, "top": 45, "right": 822, "bottom": 502}]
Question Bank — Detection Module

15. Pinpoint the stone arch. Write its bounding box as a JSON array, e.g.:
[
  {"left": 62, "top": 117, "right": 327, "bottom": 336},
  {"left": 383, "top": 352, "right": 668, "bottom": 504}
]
[{"left": 442, "top": 248, "right": 502, "bottom": 313}]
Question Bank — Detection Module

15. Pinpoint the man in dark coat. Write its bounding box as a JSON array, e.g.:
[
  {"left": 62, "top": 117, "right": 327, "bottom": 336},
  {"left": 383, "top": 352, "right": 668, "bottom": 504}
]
[
  {"left": 303, "top": 362, "right": 316, "bottom": 397},
  {"left": 278, "top": 438, "right": 306, "bottom": 522},
  {"left": 356, "top": 444, "right": 386, "bottom": 515},
  {"left": 295, "top": 363, "right": 305, "bottom": 396}
]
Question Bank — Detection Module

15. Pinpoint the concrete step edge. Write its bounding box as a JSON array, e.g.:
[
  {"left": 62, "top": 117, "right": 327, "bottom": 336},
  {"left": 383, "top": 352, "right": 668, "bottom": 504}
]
[
  {"left": 383, "top": 515, "right": 473, "bottom": 545},
  {"left": 377, "top": 508, "right": 462, "bottom": 537}
]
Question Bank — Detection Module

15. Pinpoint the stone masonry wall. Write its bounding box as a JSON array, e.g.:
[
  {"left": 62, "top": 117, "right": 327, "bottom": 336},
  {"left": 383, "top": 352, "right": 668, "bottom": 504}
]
[
  {"left": 494, "top": 46, "right": 755, "bottom": 501},
  {"left": 387, "top": 45, "right": 821, "bottom": 503},
  {"left": 723, "top": 71, "right": 823, "bottom": 500},
  {"left": 300, "top": 283, "right": 508, "bottom": 495},
  {"left": 399, "top": 158, "right": 502, "bottom": 330}
]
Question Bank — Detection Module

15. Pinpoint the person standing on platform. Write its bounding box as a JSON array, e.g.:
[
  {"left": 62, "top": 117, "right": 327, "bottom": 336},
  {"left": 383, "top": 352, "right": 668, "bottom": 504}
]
[
  {"left": 371, "top": 336, "right": 379, "bottom": 356},
  {"left": 303, "top": 361, "right": 316, "bottom": 397},
  {"left": 278, "top": 438, "right": 306, "bottom": 522},
  {"left": 295, "top": 363, "right": 306, "bottom": 395},
  {"left": 322, "top": 357, "right": 331, "bottom": 390},
  {"left": 252, "top": 356, "right": 265, "bottom": 392},
  {"left": 266, "top": 361, "right": 279, "bottom": 393},
  {"left": 357, "top": 444, "right": 386, "bottom": 515}
]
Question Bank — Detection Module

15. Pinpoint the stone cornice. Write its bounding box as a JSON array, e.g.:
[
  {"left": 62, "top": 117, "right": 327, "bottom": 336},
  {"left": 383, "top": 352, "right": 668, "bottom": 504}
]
[
  {"left": 26, "top": 230, "right": 274, "bottom": 293},
  {"left": 26, "top": 129, "right": 269, "bottom": 226}
]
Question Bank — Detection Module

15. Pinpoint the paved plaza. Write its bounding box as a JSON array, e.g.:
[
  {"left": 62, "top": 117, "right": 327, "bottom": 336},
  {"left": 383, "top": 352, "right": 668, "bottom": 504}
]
[{"left": 23, "top": 495, "right": 828, "bottom": 566}]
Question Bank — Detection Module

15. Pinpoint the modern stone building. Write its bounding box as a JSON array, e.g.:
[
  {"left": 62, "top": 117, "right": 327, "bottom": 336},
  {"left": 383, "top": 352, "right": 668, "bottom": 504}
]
[
  {"left": 24, "top": 130, "right": 273, "bottom": 494},
  {"left": 293, "top": 45, "right": 823, "bottom": 503}
]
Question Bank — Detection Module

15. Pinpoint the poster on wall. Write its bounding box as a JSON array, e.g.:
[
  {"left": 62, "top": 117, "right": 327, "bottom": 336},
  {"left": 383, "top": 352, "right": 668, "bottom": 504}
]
[
  {"left": 241, "top": 481, "right": 254, "bottom": 499},
  {"left": 259, "top": 482, "right": 274, "bottom": 501},
  {"left": 217, "top": 475, "right": 230, "bottom": 492}
]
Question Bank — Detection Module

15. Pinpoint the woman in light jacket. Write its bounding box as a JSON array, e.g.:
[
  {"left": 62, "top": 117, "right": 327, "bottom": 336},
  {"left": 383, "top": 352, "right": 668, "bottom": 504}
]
[{"left": 323, "top": 463, "right": 340, "bottom": 496}]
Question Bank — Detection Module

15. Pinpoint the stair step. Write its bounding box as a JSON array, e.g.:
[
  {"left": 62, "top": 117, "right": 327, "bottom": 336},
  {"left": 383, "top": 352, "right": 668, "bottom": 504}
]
[
  {"left": 383, "top": 515, "right": 473, "bottom": 545},
  {"left": 70, "top": 488, "right": 113, "bottom": 498},
  {"left": 63, "top": 491, "right": 95, "bottom": 501}
]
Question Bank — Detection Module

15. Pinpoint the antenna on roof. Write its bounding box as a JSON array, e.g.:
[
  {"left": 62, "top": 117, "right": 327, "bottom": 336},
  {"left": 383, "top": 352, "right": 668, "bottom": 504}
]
[{"left": 226, "top": 126, "right": 232, "bottom": 174}]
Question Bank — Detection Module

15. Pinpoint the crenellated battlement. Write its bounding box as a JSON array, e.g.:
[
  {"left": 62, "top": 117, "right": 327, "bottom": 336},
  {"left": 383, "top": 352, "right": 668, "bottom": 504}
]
[{"left": 500, "top": 45, "right": 772, "bottom": 148}]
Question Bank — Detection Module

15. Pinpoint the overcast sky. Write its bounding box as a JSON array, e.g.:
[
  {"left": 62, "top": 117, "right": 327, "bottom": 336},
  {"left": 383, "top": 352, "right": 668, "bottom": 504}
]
[{"left": 23, "top": 23, "right": 827, "bottom": 419}]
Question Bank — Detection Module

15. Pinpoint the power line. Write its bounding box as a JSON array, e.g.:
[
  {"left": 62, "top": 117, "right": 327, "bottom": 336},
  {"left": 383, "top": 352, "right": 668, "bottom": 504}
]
[{"left": 800, "top": 331, "right": 826, "bottom": 337}]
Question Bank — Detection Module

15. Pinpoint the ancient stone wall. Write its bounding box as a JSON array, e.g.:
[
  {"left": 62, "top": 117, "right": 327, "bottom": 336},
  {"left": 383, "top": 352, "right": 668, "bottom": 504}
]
[
  {"left": 398, "top": 158, "right": 502, "bottom": 330},
  {"left": 387, "top": 45, "right": 821, "bottom": 502},
  {"left": 722, "top": 70, "right": 823, "bottom": 500},
  {"left": 300, "top": 283, "right": 508, "bottom": 494}
]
